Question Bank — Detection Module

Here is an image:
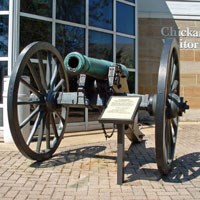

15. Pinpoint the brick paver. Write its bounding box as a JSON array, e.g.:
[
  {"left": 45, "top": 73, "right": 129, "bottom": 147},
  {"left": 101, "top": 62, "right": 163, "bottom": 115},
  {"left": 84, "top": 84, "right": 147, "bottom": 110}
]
[{"left": 0, "top": 123, "right": 199, "bottom": 200}]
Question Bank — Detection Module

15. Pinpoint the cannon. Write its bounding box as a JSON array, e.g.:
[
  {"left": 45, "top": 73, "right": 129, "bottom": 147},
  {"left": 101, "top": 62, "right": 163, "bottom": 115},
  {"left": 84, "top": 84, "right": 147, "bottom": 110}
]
[{"left": 7, "top": 38, "right": 189, "bottom": 177}]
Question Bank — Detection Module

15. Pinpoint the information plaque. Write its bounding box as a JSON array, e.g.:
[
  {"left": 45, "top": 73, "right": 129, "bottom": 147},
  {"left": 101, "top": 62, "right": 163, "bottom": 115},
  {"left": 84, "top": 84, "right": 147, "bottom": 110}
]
[{"left": 99, "top": 96, "right": 141, "bottom": 124}]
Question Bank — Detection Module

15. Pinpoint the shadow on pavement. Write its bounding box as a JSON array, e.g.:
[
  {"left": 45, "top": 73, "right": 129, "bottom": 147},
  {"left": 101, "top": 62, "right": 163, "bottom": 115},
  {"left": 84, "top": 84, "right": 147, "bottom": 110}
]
[
  {"left": 30, "top": 145, "right": 107, "bottom": 168},
  {"left": 126, "top": 141, "right": 200, "bottom": 183},
  {"left": 30, "top": 140, "right": 199, "bottom": 184}
]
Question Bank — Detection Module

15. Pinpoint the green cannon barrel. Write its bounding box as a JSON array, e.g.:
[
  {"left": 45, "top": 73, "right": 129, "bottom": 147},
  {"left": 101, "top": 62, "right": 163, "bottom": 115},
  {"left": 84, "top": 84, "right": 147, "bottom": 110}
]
[{"left": 64, "top": 52, "right": 129, "bottom": 80}]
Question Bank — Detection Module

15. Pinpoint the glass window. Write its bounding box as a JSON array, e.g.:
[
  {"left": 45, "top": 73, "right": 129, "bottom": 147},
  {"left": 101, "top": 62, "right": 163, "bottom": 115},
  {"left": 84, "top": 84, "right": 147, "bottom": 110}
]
[
  {"left": 116, "top": 2, "right": 135, "bottom": 35},
  {"left": 56, "top": 24, "right": 85, "bottom": 58},
  {"left": 0, "top": 61, "right": 7, "bottom": 103},
  {"left": 0, "top": 0, "right": 9, "bottom": 10},
  {"left": 89, "top": 30, "right": 113, "bottom": 61},
  {"left": 20, "top": 0, "right": 52, "bottom": 17},
  {"left": 116, "top": 36, "right": 135, "bottom": 69},
  {"left": 125, "top": 0, "right": 135, "bottom": 3},
  {"left": 20, "top": 17, "right": 52, "bottom": 51},
  {"left": 56, "top": 0, "right": 85, "bottom": 25},
  {"left": 0, "top": 15, "right": 8, "bottom": 57},
  {"left": 89, "top": 0, "right": 113, "bottom": 30}
]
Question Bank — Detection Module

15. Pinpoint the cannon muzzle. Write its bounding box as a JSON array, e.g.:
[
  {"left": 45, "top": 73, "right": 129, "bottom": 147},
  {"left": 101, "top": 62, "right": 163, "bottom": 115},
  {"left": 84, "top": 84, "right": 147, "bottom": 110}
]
[{"left": 64, "top": 52, "right": 129, "bottom": 80}]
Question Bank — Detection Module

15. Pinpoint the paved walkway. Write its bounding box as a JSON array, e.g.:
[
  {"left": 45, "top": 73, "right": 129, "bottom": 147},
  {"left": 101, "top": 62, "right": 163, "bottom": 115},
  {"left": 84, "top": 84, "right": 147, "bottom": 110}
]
[{"left": 0, "top": 123, "right": 199, "bottom": 200}]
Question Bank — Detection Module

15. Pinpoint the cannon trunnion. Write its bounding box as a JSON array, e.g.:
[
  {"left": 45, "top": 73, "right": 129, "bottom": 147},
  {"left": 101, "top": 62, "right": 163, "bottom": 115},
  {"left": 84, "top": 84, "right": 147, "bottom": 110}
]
[{"left": 7, "top": 38, "right": 189, "bottom": 180}]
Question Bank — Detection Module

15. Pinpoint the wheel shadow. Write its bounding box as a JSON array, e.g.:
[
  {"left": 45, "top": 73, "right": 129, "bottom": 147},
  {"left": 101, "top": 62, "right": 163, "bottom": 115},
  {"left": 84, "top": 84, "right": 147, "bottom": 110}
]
[
  {"left": 30, "top": 145, "right": 109, "bottom": 168},
  {"left": 126, "top": 141, "right": 200, "bottom": 183}
]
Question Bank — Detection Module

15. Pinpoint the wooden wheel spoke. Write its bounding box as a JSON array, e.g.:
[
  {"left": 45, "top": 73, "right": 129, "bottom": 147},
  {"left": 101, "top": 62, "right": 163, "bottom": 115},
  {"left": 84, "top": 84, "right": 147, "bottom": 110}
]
[
  {"left": 36, "top": 113, "right": 47, "bottom": 153},
  {"left": 20, "top": 106, "right": 40, "bottom": 129},
  {"left": 46, "top": 51, "right": 53, "bottom": 88},
  {"left": 50, "top": 113, "right": 59, "bottom": 139},
  {"left": 37, "top": 51, "right": 48, "bottom": 90},
  {"left": 171, "top": 63, "right": 177, "bottom": 86},
  {"left": 27, "top": 111, "right": 44, "bottom": 146},
  {"left": 45, "top": 114, "right": 51, "bottom": 150},
  {"left": 50, "top": 64, "right": 58, "bottom": 90},
  {"left": 27, "top": 60, "right": 46, "bottom": 94},
  {"left": 54, "top": 110, "right": 65, "bottom": 127},
  {"left": 171, "top": 80, "right": 179, "bottom": 93},
  {"left": 54, "top": 79, "right": 64, "bottom": 92},
  {"left": 165, "top": 120, "right": 173, "bottom": 163},
  {"left": 20, "top": 78, "right": 41, "bottom": 97}
]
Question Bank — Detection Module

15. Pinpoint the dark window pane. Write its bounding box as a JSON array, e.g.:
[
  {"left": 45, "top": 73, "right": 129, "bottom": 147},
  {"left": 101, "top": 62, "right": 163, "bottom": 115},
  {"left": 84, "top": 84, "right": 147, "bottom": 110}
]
[
  {"left": 117, "top": 2, "right": 135, "bottom": 35},
  {"left": 56, "top": 0, "right": 85, "bottom": 24},
  {"left": 0, "top": 61, "right": 7, "bottom": 103},
  {"left": 20, "top": 0, "right": 52, "bottom": 17},
  {"left": 0, "top": 15, "right": 8, "bottom": 56},
  {"left": 116, "top": 36, "right": 135, "bottom": 69},
  {"left": 89, "top": 30, "right": 113, "bottom": 61},
  {"left": 89, "top": 0, "right": 113, "bottom": 30},
  {"left": 0, "top": 0, "right": 9, "bottom": 10},
  {"left": 125, "top": 0, "right": 135, "bottom": 3},
  {"left": 127, "top": 71, "right": 135, "bottom": 93},
  {"left": 56, "top": 24, "right": 85, "bottom": 58},
  {"left": 68, "top": 108, "right": 85, "bottom": 123},
  {"left": 20, "top": 17, "right": 52, "bottom": 51}
]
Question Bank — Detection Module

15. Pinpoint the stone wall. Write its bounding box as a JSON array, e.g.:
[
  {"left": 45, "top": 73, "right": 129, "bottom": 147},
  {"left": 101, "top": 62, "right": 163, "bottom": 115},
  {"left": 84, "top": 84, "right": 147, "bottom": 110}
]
[{"left": 138, "top": 18, "right": 200, "bottom": 120}]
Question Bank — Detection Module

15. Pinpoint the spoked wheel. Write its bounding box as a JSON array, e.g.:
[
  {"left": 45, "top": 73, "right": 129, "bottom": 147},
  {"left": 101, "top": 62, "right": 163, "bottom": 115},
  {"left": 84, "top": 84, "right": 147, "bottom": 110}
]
[
  {"left": 155, "top": 38, "right": 180, "bottom": 174},
  {"left": 8, "top": 42, "right": 69, "bottom": 161}
]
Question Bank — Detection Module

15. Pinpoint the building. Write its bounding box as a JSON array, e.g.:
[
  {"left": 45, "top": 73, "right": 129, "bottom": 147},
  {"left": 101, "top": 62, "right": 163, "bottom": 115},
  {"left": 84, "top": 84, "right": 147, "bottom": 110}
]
[
  {"left": 138, "top": 0, "right": 200, "bottom": 121},
  {"left": 0, "top": 0, "right": 199, "bottom": 141}
]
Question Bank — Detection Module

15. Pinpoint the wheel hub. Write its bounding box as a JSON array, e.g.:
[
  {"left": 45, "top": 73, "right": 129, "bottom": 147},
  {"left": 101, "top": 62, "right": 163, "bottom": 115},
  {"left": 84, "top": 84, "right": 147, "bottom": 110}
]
[
  {"left": 168, "top": 93, "right": 189, "bottom": 118},
  {"left": 46, "top": 91, "right": 58, "bottom": 112}
]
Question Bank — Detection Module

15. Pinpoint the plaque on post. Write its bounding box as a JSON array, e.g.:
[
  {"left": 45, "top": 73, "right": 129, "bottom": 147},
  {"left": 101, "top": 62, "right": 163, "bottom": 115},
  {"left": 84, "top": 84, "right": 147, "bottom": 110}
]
[{"left": 99, "top": 96, "right": 142, "bottom": 124}]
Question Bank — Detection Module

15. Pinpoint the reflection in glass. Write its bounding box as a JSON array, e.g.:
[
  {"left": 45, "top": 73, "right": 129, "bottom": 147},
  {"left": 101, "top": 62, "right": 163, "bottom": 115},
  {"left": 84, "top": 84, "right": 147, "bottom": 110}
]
[
  {"left": 116, "top": 36, "right": 135, "bottom": 69},
  {"left": 89, "top": 30, "right": 113, "bottom": 61},
  {"left": 20, "top": 17, "right": 52, "bottom": 51},
  {"left": 0, "top": 15, "right": 8, "bottom": 57},
  {"left": 117, "top": 2, "right": 135, "bottom": 35},
  {"left": 20, "top": 0, "right": 52, "bottom": 17},
  {"left": 56, "top": 0, "right": 85, "bottom": 24},
  {"left": 0, "top": 0, "right": 9, "bottom": 10},
  {"left": 89, "top": 0, "right": 113, "bottom": 30},
  {"left": 125, "top": 0, "right": 135, "bottom": 3},
  {"left": 128, "top": 71, "right": 135, "bottom": 93},
  {"left": 56, "top": 24, "right": 85, "bottom": 58},
  {"left": 0, "top": 61, "right": 7, "bottom": 103}
]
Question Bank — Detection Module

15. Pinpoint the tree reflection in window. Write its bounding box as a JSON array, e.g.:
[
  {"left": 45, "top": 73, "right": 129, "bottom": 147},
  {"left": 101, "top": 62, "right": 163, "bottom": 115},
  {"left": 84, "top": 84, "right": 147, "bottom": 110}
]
[
  {"left": 0, "top": 0, "right": 9, "bottom": 10},
  {"left": 89, "top": 0, "right": 113, "bottom": 30},
  {"left": 0, "top": 15, "right": 8, "bottom": 57},
  {"left": 0, "top": 61, "right": 7, "bottom": 103},
  {"left": 56, "top": 24, "right": 85, "bottom": 58},
  {"left": 116, "top": 36, "right": 135, "bottom": 69},
  {"left": 56, "top": 0, "right": 85, "bottom": 24},
  {"left": 20, "top": 17, "right": 52, "bottom": 51},
  {"left": 20, "top": 0, "right": 52, "bottom": 17},
  {"left": 89, "top": 30, "right": 113, "bottom": 61}
]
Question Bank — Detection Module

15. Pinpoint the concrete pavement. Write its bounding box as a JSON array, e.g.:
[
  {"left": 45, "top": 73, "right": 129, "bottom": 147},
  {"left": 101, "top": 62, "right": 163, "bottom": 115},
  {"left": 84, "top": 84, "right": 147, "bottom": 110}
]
[{"left": 0, "top": 122, "right": 199, "bottom": 199}]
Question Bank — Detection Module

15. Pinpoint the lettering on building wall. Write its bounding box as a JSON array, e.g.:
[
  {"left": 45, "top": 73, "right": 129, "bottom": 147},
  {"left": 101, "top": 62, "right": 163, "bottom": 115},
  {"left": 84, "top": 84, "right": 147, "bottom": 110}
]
[{"left": 161, "top": 27, "right": 200, "bottom": 49}]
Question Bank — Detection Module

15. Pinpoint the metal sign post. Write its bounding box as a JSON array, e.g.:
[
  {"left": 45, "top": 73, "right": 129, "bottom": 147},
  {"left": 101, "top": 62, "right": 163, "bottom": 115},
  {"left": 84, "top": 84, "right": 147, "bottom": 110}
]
[{"left": 99, "top": 96, "right": 141, "bottom": 184}]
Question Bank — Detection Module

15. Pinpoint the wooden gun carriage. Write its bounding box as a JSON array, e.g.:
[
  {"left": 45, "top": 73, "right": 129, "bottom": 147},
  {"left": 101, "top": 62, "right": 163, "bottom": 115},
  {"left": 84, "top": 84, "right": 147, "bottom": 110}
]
[{"left": 7, "top": 38, "right": 189, "bottom": 183}]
